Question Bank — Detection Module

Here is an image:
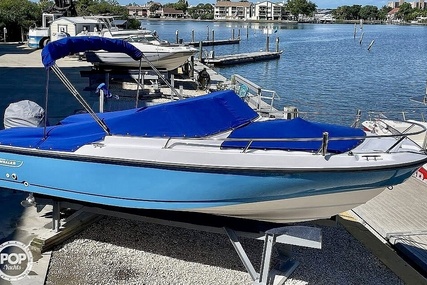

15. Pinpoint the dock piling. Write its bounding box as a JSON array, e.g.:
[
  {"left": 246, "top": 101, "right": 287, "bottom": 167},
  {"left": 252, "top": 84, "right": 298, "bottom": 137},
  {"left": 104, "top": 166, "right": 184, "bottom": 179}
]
[
  {"left": 266, "top": 35, "right": 270, "bottom": 52},
  {"left": 367, "top": 39, "right": 375, "bottom": 51},
  {"left": 191, "top": 30, "right": 194, "bottom": 43},
  {"left": 176, "top": 30, "right": 179, "bottom": 44},
  {"left": 276, "top": 37, "right": 280, "bottom": 52}
]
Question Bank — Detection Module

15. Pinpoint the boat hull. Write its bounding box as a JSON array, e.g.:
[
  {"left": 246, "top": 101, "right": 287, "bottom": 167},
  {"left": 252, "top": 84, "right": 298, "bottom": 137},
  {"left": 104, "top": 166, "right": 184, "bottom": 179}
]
[
  {"left": 85, "top": 45, "right": 197, "bottom": 70},
  {"left": 0, "top": 149, "right": 420, "bottom": 223}
]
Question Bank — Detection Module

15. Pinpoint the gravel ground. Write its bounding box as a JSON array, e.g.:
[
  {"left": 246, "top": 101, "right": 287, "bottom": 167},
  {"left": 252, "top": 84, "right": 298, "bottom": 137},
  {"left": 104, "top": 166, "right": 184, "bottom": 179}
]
[{"left": 45, "top": 216, "right": 402, "bottom": 285}]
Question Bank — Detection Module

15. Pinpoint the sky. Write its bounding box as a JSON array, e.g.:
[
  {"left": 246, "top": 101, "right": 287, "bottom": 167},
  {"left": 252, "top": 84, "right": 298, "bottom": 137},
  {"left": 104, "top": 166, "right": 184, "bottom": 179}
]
[{"left": 117, "top": 0, "right": 390, "bottom": 9}]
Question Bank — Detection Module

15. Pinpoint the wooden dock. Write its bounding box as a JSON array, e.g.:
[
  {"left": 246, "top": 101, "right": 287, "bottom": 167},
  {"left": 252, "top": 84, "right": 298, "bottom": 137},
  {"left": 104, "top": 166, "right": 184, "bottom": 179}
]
[
  {"left": 349, "top": 175, "right": 427, "bottom": 277},
  {"left": 202, "top": 51, "right": 282, "bottom": 66},
  {"left": 187, "top": 39, "right": 240, "bottom": 46}
]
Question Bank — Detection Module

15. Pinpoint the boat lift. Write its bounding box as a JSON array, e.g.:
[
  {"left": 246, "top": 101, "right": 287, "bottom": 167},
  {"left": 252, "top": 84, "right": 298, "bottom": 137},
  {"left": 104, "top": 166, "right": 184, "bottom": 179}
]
[{"left": 26, "top": 196, "right": 322, "bottom": 285}]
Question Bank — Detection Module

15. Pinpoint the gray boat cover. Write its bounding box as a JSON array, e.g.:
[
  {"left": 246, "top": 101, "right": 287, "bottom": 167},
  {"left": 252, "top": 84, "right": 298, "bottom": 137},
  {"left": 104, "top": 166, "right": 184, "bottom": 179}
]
[{"left": 3, "top": 100, "right": 45, "bottom": 129}]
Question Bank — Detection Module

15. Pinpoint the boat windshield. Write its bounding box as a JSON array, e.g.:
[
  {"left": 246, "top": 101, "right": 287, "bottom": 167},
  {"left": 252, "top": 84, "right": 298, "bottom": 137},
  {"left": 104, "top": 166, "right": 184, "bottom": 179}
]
[{"left": 126, "top": 35, "right": 166, "bottom": 45}]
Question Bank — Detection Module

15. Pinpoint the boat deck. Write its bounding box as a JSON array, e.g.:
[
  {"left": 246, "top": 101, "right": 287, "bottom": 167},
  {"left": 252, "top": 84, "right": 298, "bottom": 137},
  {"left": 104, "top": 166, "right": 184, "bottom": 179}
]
[{"left": 351, "top": 175, "right": 427, "bottom": 275}]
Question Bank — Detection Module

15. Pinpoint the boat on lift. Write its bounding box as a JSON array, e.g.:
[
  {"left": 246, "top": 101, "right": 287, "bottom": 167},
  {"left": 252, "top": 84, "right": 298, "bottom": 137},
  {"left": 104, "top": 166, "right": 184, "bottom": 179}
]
[
  {"left": 1, "top": 37, "right": 427, "bottom": 223},
  {"left": 85, "top": 34, "right": 198, "bottom": 71}
]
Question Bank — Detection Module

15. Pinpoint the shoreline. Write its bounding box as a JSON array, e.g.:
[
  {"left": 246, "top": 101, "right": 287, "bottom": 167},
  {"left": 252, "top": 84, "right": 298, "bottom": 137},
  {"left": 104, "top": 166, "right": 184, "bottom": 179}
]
[{"left": 137, "top": 17, "right": 427, "bottom": 26}]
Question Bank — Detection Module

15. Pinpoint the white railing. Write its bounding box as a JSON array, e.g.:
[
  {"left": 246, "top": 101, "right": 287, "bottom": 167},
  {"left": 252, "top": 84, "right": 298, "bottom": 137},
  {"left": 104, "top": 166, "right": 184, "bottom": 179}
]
[{"left": 230, "top": 74, "right": 280, "bottom": 116}]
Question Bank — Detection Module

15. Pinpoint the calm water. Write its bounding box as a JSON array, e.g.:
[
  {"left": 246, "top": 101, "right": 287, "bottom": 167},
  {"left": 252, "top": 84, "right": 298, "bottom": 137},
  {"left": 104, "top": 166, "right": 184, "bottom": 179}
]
[{"left": 141, "top": 20, "right": 427, "bottom": 125}]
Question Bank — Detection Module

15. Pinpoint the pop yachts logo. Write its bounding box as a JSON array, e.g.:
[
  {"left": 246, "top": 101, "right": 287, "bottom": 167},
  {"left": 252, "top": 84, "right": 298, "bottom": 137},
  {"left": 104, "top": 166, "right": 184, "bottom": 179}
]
[
  {"left": 0, "top": 241, "right": 33, "bottom": 281},
  {"left": 0, "top": 158, "right": 23, "bottom": 167}
]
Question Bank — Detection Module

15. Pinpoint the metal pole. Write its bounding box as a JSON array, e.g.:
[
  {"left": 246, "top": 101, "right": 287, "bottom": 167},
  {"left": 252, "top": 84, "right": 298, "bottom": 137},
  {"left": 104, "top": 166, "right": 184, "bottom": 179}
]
[
  {"left": 207, "top": 26, "right": 209, "bottom": 41},
  {"left": 190, "top": 55, "right": 194, "bottom": 78},
  {"left": 276, "top": 37, "right": 279, "bottom": 52},
  {"left": 191, "top": 29, "right": 194, "bottom": 42},
  {"left": 212, "top": 30, "right": 215, "bottom": 45},
  {"left": 175, "top": 30, "right": 179, "bottom": 44},
  {"left": 170, "top": 74, "right": 175, "bottom": 101},
  {"left": 266, "top": 35, "right": 269, "bottom": 52},
  {"left": 99, "top": 89, "right": 104, "bottom": 113},
  {"left": 232, "top": 29, "right": 235, "bottom": 39},
  {"left": 246, "top": 26, "right": 249, "bottom": 39}
]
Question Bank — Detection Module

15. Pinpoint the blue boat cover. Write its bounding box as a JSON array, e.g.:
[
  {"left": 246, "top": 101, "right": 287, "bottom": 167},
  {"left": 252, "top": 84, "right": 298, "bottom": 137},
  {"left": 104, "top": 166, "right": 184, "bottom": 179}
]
[
  {"left": 42, "top": 36, "right": 143, "bottom": 68},
  {"left": 0, "top": 90, "right": 258, "bottom": 151},
  {"left": 221, "top": 117, "right": 365, "bottom": 153},
  {"left": 0, "top": 90, "right": 365, "bottom": 153}
]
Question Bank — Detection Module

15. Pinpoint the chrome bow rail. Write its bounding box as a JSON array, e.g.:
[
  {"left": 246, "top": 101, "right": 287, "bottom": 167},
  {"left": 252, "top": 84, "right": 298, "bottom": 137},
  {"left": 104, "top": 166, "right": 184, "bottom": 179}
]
[{"left": 162, "top": 120, "right": 427, "bottom": 156}]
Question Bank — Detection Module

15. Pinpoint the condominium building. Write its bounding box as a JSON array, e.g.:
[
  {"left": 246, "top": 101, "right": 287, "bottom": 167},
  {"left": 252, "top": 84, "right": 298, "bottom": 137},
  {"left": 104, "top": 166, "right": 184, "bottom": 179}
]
[
  {"left": 214, "top": 1, "right": 252, "bottom": 19},
  {"left": 387, "top": 0, "right": 427, "bottom": 9},
  {"left": 252, "top": 1, "right": 285, "bottom": 20}
]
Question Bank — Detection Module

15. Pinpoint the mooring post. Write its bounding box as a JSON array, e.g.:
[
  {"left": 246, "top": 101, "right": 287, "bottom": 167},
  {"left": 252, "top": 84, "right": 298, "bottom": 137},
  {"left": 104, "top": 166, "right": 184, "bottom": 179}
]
[
  {"left": 175, "top": 30, "right": 179, "bottom": 44},
  {"left": 266, "top": 35, "right": 270, "bottom": 52},
  {"left": 198, "top": 41, "right": 202, "bottom": 61},
  {"left": 191, "top": 29, "right": 194, "bottom": 42},
  {"left": 207, "top": 26, "right": 210, "bottom": 41},
  {"left": 232, "top": 29, "right": 235, "bottom": 40},
  {"left": 276, "top": 37, "right": 279, "bottom": 52}
]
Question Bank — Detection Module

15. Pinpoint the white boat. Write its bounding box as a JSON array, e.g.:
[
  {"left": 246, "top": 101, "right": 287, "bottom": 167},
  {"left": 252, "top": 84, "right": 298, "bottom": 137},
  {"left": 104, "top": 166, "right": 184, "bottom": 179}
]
[
  {"left": 362, "top": 113, "right": 427, "bottom": 182},
  {"left": 85, "top": 34, "right": 198, "bottom": 70},
  {"left": 1, "top": 37, "right": 427, "bottom": 224},
  {"left": 28, "top": 13, "right": 154, "bottom": 48},
  {"left": 28, "top": 13, "right": 63, "bottom": 49}
]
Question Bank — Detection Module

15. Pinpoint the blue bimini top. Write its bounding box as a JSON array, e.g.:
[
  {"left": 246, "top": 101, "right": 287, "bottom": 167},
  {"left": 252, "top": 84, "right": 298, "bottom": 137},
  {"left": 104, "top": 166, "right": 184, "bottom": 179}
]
[{"left": 0, "top": 90, "right": 365, "bottom": 153}]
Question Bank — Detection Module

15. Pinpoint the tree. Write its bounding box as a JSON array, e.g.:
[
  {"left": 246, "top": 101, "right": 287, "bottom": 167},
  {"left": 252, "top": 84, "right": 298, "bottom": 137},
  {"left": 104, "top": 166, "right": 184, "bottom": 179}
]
[
  {"left": 187, "top": 3, "right": 213, "bottom": 19},
  {"left": 76, "top": 0, "right": 127, "bottom": 16},
  {"left": 396, "top": 3, "right": 415, "bottom": 22},
  {"left": 332, "top": 5, "right": 361, "bottom": 20},
  {"left": 378, "top": 5, "right": 392, "bottom": 21},
  {"left": 359, "top": 5, "right": 378, "bottom": 20},
  {"left": 286, "top": 0, "right": 317, "bottom": 19},
  {"left": 125, "top": 17, "right": 141, "bottom": 29},
  {"left": 149, "top": 3, "right": 161, "bottom": 13},
  {"left": 0, "top": 0, "right": 41, "bottom": 41}
]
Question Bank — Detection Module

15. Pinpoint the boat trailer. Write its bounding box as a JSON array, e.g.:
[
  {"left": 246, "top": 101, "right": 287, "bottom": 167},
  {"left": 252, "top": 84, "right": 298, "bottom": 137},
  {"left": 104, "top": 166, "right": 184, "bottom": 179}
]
[{"left": 27, "top": 196, "right": 322, "bottom": 285}]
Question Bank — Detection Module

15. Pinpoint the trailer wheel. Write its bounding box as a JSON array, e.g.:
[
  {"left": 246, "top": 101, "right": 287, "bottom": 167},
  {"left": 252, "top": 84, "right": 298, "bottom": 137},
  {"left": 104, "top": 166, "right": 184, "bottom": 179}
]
[{"left": 41, "top": 38, "right": 50, "bottom": 48}]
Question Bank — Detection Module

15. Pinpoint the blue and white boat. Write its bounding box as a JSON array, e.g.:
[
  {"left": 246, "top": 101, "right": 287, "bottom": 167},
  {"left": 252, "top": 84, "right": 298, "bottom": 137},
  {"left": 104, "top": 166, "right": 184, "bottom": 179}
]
[{"left": 1, "top": 37, "right": 427, "bottom": 223}]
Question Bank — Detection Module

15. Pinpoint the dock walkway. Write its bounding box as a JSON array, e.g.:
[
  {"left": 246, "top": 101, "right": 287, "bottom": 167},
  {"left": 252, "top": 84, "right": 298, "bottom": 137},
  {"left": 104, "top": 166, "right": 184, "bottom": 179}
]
[
  {"left": 186, "top": 39, "right": 240, "bottom": 46},
  {"left": 202, "top": 51, "right": 282, "bottom": 66},
  {"left": 351, "top": 176, "right": 427, "bottom": 276}
]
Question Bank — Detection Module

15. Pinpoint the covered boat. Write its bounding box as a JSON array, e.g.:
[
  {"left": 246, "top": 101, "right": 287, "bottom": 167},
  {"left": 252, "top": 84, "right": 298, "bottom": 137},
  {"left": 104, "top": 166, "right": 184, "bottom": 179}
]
[{"left": 0, "top": 37, "right": 426, "bottom": 223}]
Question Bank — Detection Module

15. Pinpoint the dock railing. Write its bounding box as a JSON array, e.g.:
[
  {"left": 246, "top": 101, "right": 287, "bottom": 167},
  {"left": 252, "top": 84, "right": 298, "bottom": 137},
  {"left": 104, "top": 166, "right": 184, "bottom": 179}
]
[{"left": 230, "top": 74, "right": 280, "bottom": 116}]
